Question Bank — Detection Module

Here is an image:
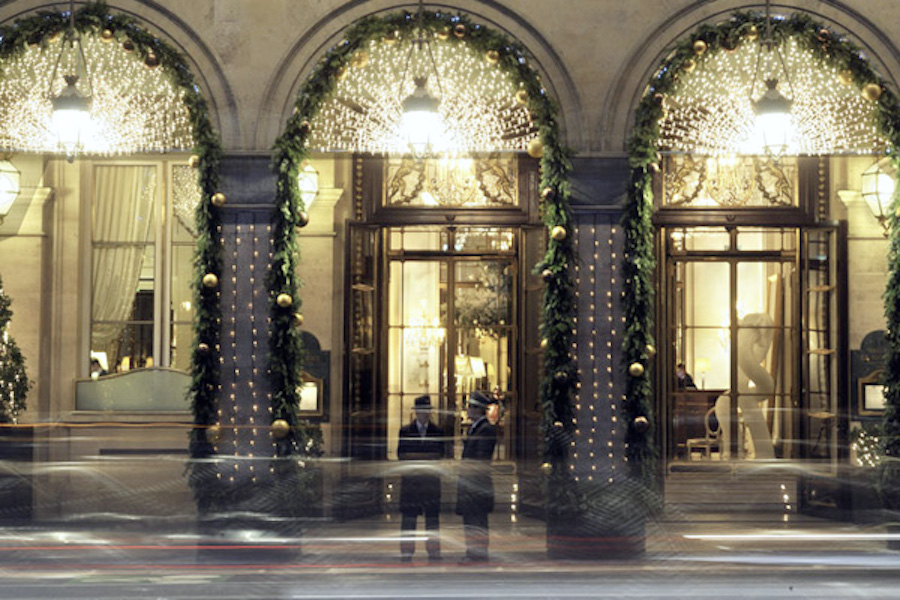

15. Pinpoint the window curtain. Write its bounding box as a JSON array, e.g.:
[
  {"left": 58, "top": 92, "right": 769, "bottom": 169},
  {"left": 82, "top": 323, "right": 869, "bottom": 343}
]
[{"left": 91, "top": 165, "right": 157, "bottom": 352}]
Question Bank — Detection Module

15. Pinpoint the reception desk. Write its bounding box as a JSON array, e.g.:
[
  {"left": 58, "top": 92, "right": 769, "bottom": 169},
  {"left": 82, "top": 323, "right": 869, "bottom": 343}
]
[{"left": 671, "top": 389, "right": 726, "bottom": 459}]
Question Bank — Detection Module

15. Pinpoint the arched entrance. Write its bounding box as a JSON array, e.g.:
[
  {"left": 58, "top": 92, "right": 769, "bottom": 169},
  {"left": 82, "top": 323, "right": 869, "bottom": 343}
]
[{"left": 623, "top": 7, "right": 900, "bottom": 518}]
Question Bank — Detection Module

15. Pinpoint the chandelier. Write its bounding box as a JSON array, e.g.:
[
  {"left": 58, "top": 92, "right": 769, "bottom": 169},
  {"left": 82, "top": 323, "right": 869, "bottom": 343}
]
[
  {"left": 657, "top": 33, "right": 887, "bottom": 156},
  {"left": 0, "top": 22, "right": 193, "bottom": 156},
  {"left": 310, "top": 19, "right": 537, "bottom": 155}
]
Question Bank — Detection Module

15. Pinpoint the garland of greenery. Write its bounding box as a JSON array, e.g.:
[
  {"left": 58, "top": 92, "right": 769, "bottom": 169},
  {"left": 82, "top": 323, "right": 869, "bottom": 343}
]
[
  {"left": 625, "top": 10, "right": 900, "bottom": 486},
  {"left": 272, "top": 9, "right": 576, "bottom": 478},
  {"left": 0, "top": 275, "right": 30, "bottom": 424},
  {"left": 0, "top": 2, "right": 223, "bottom": 464}
]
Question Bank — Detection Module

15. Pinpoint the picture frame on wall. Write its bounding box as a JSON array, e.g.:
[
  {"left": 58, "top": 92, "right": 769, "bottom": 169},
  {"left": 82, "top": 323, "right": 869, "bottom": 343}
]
[{"left": 858, "top": 370, "right": 887, "bottom": 415}]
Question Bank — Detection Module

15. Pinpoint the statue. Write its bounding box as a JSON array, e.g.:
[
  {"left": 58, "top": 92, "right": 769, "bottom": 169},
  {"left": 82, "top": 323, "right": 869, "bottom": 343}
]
[{"left": 715, "top": 312, "right": 776, "bottom": 460}]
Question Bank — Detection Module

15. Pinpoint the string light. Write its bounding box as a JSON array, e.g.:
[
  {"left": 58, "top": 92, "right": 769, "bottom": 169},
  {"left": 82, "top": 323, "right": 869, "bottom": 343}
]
[
  {"left": 658, "top": 37, "right": 886, "bottom": 155},
  {"left": 0, "top": 35, "right": 192, "bottom": 155},
  {"left": 311, "top": 38, "right": 536, "bottom": 155}
]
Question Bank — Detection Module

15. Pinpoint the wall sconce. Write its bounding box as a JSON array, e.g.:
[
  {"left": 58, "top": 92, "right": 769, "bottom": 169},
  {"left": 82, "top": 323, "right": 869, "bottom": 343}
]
[
  {"left": 298, "top": 161, "right": 319, "bottom": 209},
  {"left": 0, "top": 159, "right": 21, "bottom": 225},
  {"left": 861, "top": 156, "right": 896, "bottom": 236}
]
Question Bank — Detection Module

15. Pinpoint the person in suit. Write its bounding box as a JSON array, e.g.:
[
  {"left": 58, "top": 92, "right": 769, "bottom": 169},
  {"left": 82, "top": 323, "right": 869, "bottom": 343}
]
[
  {"left": 455, "top": 389, "right": 497, "bottom": 564},
  {"left": 397, "top": 394, "right": 445, "bottom": 562}
]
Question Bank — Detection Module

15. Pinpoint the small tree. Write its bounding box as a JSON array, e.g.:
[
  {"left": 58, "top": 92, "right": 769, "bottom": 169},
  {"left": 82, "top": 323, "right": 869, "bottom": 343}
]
[{"left": 0, "top": 275, "right": 29, "bottom": 423}]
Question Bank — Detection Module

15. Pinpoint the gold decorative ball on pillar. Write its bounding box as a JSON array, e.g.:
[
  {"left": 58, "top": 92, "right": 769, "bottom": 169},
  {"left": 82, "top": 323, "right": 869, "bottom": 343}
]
[
  {"left": 202, "top": 273, "right": 219, "bottom": 288},
  {"left": 276, "top": 293, "right": 293, "bottom": 308},
  {"left": 540, "top": 462, "right": 553, "bottom": 474},
  {"left": 541, "top": 187, "right": 555, "bottom": 202},
  {"left": 100, "top": 29, "right": 115, "bottom": 43},
  {"left": 206, "top": 425, "right": 221, "bottom": 444},
  {"left": 863, "top": 83, "right": 882, "bottom": 102},
  {"left": 485, "top": 50, "right": 500, "bottom": 64},
  {"left": 293, "top": 313, "right": 304, "bottom": 328},
  {"left": 628, "top": 362, "right": 645, "bottom": 377},
  {"left": 189, "top": 154, "right": 200, "bottom": 168},
  {"left": 551, "top": 225, "right": 567, "bottom": 241},
  {"left": 838, "top": 70, "right": 854, "bottom": 86},
  {"left": 692, "top": 39, "right": 707, "bottom": 55},
  {"left": 271, "top": 419, "right": 291, "bottom": 439},
  {"left": 296, "top": 211, "right": 310, "bottom": 228},
  {"left": 633, "top": 416, "right": 650, "bottom": 433},
  {"left": 515, "top": 89, "right": 529, "bottom": 106},
  {"left": 527, "top": 138, "right": 544, "bottom": 158},
  {"left": 211, "top": 192, "right": 226, "bottom": 207}
]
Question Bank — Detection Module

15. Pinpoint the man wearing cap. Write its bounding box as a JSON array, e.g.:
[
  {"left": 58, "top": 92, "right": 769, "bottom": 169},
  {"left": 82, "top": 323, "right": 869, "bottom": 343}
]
[
  {"left": 397, "top": 394, "right": 446, "bottom": 562},
  {"left": 456, "top": 389, "right": 498, "bottom": 564}
]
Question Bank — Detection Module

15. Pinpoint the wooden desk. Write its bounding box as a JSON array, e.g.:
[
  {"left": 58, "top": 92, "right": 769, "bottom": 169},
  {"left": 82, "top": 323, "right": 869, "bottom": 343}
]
[{"left": 671, "top": 390, "right": 726, "bottom": 459}]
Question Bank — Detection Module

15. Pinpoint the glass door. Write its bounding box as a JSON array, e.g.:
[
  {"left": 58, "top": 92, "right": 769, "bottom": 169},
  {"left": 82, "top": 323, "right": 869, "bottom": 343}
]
[
  {"left": 385, "top": 226, "right": 516, "bottom": 460},
  {"left": 664, "top": 227, "right": 801, "bottom": 462}
]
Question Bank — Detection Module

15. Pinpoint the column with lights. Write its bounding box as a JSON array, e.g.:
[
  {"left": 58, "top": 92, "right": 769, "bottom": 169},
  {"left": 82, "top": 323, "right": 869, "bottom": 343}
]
[{"left": 571, "top": 215, "right": 627, "bottom": 485}]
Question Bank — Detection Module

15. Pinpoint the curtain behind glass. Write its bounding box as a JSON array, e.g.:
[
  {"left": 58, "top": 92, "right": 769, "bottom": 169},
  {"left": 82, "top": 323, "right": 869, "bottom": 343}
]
[{"left": 91, "top": 165, "right": 157, "bottom": 352}]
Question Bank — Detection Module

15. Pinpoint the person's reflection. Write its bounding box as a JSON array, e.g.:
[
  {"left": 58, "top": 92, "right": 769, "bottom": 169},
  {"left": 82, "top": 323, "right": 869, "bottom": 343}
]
[
  {"left": 90, "top": 358, "right": 108, "bottom": 380},
  {"left": 675, "top": 363, "right": 696, "bottom": 390}
]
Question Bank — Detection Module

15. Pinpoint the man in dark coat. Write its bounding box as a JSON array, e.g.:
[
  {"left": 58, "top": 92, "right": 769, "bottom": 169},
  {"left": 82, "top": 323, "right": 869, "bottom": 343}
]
[
  {"left": 397, "top": 395, "right": 445, "bottom": 562},
  {"left": 455, "top": 389, "right": 497, "bottom": 564}
]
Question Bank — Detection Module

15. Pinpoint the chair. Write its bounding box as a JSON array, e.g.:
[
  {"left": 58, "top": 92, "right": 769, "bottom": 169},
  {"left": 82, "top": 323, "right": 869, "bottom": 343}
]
[{"left": 685, "top": 406, "right": 721, "bottom": 460}]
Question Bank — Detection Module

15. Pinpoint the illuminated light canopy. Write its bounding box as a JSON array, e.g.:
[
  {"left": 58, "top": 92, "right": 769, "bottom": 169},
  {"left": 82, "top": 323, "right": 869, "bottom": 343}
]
[
  {"left": 657, "top": 37, "right": 888, "bottom": 156},
  {"left": 309, "top": 37, "right": 537, "bottom": 155},
  {"left": 0, "top": 33, "right": 193, "bottom": 157}
]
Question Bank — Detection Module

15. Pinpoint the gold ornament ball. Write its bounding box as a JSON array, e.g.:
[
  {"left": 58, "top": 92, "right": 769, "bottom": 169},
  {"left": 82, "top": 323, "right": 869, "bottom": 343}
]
[
  {"left": 271, "top": 419, "right": 291, "bottom": 439},
  {"left": 838, "top": 70, "right": 854, "bottom": 86},
  {"left": 540, "top": 338, "right": 548, "bottom": 349},
  {"left": 436, "top": 28, "right": 450, "bottom": 41},
  {"left": 276, "top": 293, "right": 293, "bottom": 308},
  {"left": 293, "top": 313, "right": 304, "bottom": 328},
  {"left": 551, "top": 225, "right": 567, "bottom": 241},
  {"left": 683, "top": 58, "right": 696, "bottom": 73},
  {"left": 145, "top": 52, "right": 160, "bottom": 69},
  {"left": 211, "top": 192, "right": 226, "bottom": 207},
  {"left": 296, "top": 211, "right": 310, "bottom": 227},
  {"left": 197, "top": 342, "right": 210, "bottom": 353},
  {"left": 633, "top": 416, "right": 650, "bottom": 433},
  {"left": 101, "top": 29, "right": 115, "bottom": 43},
  {"left": 122, "top": 39, "right": 135, "bottom": 52},
  {"left": 541, "top": 187, "right": 554, "bottom": 201},
  {"left": 746, "top": 25, "right": 759, "bottom": 41},
  {"left": 206, "top": 425, "right": 221, "bottom": 444},
  {"left": 188, "top": 154, "right": 200, "bottom": 168},
  {"left": 553, "top": 421, "right": 563, "bottom": 429},
  {"left": 384, "top": 30, "right": 399, "bottom": 44},
  {"left": 540, "top": 462, "right": 553, "bottom": 474},
  {"left": 350, "top": 50, "right": 369, "bottom": 68},
  {"left": 453, "top": 23, "right": 466, "bottom": 38},
  {"left": 485, "top": 49, "right": 500, "bottom": 64},
  {"left": 628, "top": 362, "right": 645, "bottom": 377},
  {"left": 515, "top": 89, "right": 529, "bottom": 106},
  {"left": 202, "top": 273, "right": 219, "bottom": 288},
  {"left": 645, "top": 344, "right": 656, "bottom": 357},
  {"left": 692, "top": 39, "right": 707, "bottom": 55},
  {"left": 541, "top": 268, "right": 554, "bottom": 280},
  {"left": 863, "top": 83, "right": 882, "bottom": 102},
  {"left": 527, "top": 138, "right": 544, "bottom": 158}
]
